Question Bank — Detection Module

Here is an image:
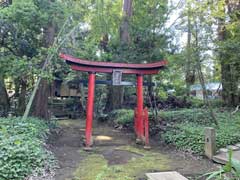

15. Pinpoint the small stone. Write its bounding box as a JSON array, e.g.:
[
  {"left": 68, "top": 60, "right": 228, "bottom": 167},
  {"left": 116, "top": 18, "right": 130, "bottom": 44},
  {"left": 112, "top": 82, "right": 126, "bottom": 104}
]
[
  {"left": 83, "top": 147, "right": 93, "bottom": 151},
  {"left": 227, "top": 145, "right": 239, "bottom": 151},
  {"left": 136, "top": 138, "right": 143, "bottom": 145},
  {"left": 144, "top": 145, "right": 151, "bottom": 150},
  {"left": 235, "top": 143, "right": 240, "bottom": 148},
  {"left": 219, "top": 148, "right": 228, "bottom": 153}
]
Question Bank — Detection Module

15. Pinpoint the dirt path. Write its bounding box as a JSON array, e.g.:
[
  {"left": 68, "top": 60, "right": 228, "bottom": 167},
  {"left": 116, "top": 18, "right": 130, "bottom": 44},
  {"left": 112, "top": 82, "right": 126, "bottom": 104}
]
[{"left": 50, "top": 119, "right": 216, "bottom": 180}]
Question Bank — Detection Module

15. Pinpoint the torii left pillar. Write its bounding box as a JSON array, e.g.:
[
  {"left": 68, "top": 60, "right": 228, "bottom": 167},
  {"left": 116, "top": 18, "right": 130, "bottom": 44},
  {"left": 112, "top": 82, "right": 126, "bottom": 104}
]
[{"left": 84, "top": 72, "right": 96, "bottom": 150}]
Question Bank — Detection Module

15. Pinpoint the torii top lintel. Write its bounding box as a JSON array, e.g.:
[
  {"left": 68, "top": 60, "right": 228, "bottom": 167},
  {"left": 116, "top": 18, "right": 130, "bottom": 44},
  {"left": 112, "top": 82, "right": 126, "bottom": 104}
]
[{"left": 59, "top": 53, "right": 167, "bottom": 75}]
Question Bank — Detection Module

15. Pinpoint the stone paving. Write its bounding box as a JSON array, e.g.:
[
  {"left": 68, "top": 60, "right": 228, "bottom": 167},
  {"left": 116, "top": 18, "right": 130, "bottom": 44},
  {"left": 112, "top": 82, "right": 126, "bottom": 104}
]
[{"left": 213, "top": 143, "right": 240, "bottom": 164}]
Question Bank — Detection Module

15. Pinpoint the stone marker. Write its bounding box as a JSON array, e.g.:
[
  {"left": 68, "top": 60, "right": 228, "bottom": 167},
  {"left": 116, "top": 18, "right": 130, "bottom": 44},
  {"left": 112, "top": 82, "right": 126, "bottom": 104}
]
[{"left": 205, "top": 127, "right": 216, "bottom": 159}]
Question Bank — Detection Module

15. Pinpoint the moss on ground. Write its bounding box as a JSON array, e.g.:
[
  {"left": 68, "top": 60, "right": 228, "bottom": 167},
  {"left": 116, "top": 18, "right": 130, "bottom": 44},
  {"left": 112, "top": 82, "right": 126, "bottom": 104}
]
[
  {"left": 72, "top": 146, "right": 171, "bottom": 180},
  {"left": 57, "top": 119, "right": 81, "bottom": 127}
]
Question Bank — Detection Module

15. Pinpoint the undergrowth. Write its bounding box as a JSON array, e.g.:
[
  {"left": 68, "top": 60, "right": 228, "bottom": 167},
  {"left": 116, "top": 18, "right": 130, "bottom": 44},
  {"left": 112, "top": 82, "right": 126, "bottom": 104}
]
[
  {"left": 108, "top": 108, "right": 240, "bottom": 155},
  {"left": 159, "top": 108, "right": 214, "bottom": 125},
  {"left": 162, "top": 110, "right": 240, "bottom": 154},
  {"left": 108, "top": 109, "right": 134, "bottom": 127},
  {"left": 0, "top": 117, "right": 55, "bottom": 180}
]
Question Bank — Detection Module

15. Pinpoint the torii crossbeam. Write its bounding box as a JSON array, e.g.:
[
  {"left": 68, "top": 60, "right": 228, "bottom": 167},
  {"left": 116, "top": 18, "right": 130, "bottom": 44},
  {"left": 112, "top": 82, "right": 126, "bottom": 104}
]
[{"left": 60, "top": 53, "right": 167, "bottom": 150}]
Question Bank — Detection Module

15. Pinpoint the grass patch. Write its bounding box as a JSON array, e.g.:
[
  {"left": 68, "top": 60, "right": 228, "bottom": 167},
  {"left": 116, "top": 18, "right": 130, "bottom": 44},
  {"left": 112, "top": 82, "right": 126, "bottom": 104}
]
[
  {"left": 73, "top": 146, "right": 170, "bottom": 180},
  {"left": 0, "top": 117, "right": 55, "bottom": 180}
]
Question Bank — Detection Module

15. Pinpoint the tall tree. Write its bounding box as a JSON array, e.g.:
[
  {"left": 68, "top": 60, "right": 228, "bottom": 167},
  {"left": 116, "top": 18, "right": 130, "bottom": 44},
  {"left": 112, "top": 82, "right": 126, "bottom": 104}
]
[
  {"left": 0, "top": 75, "right": 9, "bottom": 117},
  {"left": 105, "top": 0, "right": 133, "bottom": 111},
  {"left": 120, "top": 0, "right": 132, "bottom": 44},
  {"left": 0, "top": 1, "right": 43, "bottom": 116},
  {"left": 185, "top": 2, "right": 195, "bottom": 96},
  {"left": 218, "top": 0, "right": 240, "bottom": 106},
  {"left": 31, "top": 0, "right": 64, "bottom": 119}
]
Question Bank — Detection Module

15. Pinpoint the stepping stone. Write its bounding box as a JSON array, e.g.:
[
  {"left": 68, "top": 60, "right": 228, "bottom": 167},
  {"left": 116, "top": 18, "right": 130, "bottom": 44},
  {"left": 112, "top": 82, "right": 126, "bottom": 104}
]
[
  {"left": 146, "top": 171, "right": 188, "bottom": 180},
  {"left": 235, "top": 143, "right": 240, "bottom": 148},
  {"left": 219, "top": 148, "right": 228, "bottom": 153},
  {"left": 213, "top": 150, "right": 240, "bottom": 165},
  {"left": 227, "top": 145, "right": 239, "bottom": 151}
]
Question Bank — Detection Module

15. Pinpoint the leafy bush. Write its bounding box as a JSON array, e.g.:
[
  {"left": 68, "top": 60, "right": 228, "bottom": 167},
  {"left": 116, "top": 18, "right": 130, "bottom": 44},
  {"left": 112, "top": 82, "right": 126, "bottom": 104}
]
[
  {"left": 159, "top": 108, "right": 213, "bottom": 125},
  {"left": 0, "top": 117, "right": 54, "bottom": 180},
  {"left": 209, "top": 99, "right": 224, "bottom": 108},
  {"left": 189, "top": 98, "right": 205, "bottom": 108},
  {"left": 190, "top": 98, "right": 224, "bottom": 108},
  {"left": 109, "top": 109, "right": 134, "bottom": 126},
  {"left": 163, "top": 123, "right": 205, "bottom": 154},
  {"left": 216, "top": 120, "right": 240, "bottom": 149},
  {"left": 162, "top": 109, "right": 240, "bottom": 154}
]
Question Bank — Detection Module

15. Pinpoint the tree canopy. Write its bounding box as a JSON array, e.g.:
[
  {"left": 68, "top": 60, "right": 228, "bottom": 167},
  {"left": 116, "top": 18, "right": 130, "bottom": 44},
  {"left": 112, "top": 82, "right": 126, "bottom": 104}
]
[{"left": 0, "top": 0, "right": 239, "bottom": 118}]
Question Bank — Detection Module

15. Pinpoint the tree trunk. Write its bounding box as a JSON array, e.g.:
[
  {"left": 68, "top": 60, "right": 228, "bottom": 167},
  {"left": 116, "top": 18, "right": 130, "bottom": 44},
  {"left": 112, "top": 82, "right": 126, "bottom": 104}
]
[
  {"left": 0, "top": 75, "right": 9, "bottom": 117},
  {"left": 218, "top": 1, "right": 240, "bottom": 106},
  {"left": 147, "top": 75, "right": 153, "bottom": 98},
  {"left": 120, "top": 0, "right": 132, "bottom": 44},
  {"left": 17, "top": 78, "right": 27, "bottom": 116},
  {"left": 105, "top": 82, "right": 124, "bottom": 112},
  {"left": 185, "top": 3, "right": 195, "bottom": 96},
  {"left": 32, "top": 22, "right": 56, "bottom": 119},
  {"left": 195, "top": 25, "right": 218, "bottom": 126},
  {"left": 105, "top": 0, "right": 132, "bottom": 112},
  {"left": 32, "top": 79, "right": 50, "bottom": 119}
]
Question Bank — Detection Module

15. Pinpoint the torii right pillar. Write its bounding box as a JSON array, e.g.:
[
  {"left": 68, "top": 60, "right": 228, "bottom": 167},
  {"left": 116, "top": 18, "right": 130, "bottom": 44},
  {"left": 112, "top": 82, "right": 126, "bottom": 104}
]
[{"left": 136, "top": 74, "right": 150, "bottom": 149}]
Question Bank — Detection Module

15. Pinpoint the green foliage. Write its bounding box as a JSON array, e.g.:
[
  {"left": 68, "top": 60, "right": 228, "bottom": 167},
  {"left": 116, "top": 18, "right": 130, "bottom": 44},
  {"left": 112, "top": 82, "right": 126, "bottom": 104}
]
[
  {"left": 109, "top": 109, "right": 134, "bottom": 126},
  {"left": 163, "top": 123, "right": 205, "bottom": 154},
  {"left": 0, "top": 117, "right": 54, "bottom": 180},
  {"left": 159, "top": 108, "right": 212, "bottom": 125},
  {"left": 162, "top": 109, "right": 240, "bottom": 154},
  {"left": 190, "top": 98, "right": 224, "bottom": 108},
  {"left": 189, "top": 98, "right": 205, "bottom": 108}
]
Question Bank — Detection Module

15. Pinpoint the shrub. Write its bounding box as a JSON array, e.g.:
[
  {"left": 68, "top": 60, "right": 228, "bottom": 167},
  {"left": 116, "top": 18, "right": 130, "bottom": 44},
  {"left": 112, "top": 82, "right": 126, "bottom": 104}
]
[
  {"left": 162, "top": 109, "right": 240, "bottom": 154},
  {"left": 190, "top": 98, "right": 224, "bottom": 108},
  {"left": 159, "top": 108, "right": 213, "bottom": 125},
  {"left": 0, "top": 117, "right": 55, "bottom": 180},
  {"left": 163, "top": 123, "right": 205, "bottom": 154},
  {"left": 189, "top": 98, "right": 205, "bottom": 108},
  {"left": 109, "top": 109, "right": 134, "bottom": 126},
  {"left": 216, "top": 120, "right": 240, "bottom": 149}
]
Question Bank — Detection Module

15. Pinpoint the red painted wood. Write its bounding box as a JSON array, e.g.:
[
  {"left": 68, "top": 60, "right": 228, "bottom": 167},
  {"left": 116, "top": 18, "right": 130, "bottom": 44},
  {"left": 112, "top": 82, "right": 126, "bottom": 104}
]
[
  {"left": 137, "top": 75, "right": 144, "bottom": 140},
  {"left": 134, "top": 108, "right": 137, "bottom": 135},
  {"left": 144, "top": 108, "right": 149, "bottom": 147},
  {"left": 60, "top": 53, "right": 167, "bottom": 71},
  {"left": 59, "top": 53, "right": 168, "bottom": 148},
  {"left": 85, "top": 73, "right": 95, "bottom": 148},
  {"left": 71, "top": 65, "right": 159, "bottom": 75}
]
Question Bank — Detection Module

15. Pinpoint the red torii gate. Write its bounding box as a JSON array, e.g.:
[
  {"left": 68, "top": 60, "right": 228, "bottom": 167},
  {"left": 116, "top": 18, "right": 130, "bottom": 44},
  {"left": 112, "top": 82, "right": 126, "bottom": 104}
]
[{"left": 60, "top": 53, "right": 167, "bottom": 150}]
